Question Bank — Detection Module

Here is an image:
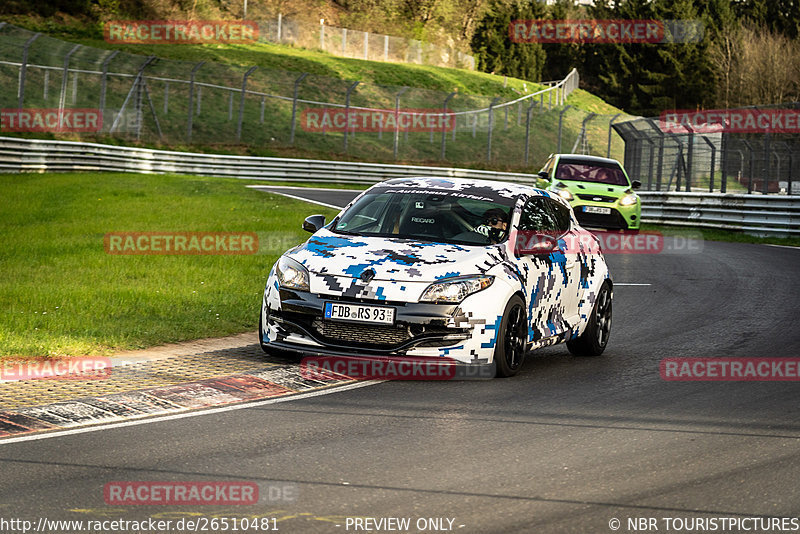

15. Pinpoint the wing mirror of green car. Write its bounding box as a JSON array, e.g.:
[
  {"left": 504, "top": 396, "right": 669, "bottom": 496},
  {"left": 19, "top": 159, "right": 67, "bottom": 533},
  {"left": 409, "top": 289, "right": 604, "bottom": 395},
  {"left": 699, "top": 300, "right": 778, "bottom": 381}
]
[{"left": 631, "top": 180, "right": 642, "bottom": 189}]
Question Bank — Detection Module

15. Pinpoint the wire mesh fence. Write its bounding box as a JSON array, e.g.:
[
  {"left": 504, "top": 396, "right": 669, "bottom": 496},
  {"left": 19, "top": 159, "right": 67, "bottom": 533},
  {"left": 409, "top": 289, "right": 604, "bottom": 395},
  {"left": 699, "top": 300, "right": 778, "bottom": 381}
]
[
  {"left": 0, "top": 23, "right": 635, "bottom": 171},
  {"left": 613, "top": 106, "right": 800, "bottom": 195},
  {"left": 257, "top": 15, "right": 475, "bottom": 70}
]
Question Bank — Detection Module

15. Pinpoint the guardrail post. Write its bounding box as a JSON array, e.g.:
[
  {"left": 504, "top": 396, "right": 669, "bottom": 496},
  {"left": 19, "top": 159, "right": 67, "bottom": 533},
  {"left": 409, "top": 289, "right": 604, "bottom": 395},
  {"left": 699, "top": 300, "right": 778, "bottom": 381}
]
[
  {"left": 290, "top": 72, "right": 308, "bottom": 145},
  {"left": 237, "top": 66, "right": 257, "bottom": 142},
  {"left": 186, "top": 61, "right": 204, "bottom": 142},
  {"left": 606, "top": 113, "right": 621, "bottom": 158},
  {"left": 524, "top": 99, "right": 536, "bottom": 165},
  {"left": 18, "top": 32, "right": 41, "bottom": 109},
  {"left": 57, "top": 44, "right": 81, "bottom": 128},
  {"left": 486, "top": 97, "right": 501, "bottom": 163},
  {"left": 440, "top": 92, "right": 456, "bottom": 160},
  {"left": 557, "top": 105, "right": 571, "bottom": 154},
  {"left": 343, "top": 81, "right": 360, "bottom": 153},
  {"left": 393, "top": 86, "right": 408, "bottom": 160}
]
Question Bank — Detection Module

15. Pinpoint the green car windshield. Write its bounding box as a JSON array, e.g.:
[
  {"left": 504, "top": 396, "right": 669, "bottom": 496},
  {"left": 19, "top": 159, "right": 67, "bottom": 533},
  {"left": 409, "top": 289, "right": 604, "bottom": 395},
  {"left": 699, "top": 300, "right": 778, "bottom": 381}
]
[{"left": 555, "top": 159, "right": 629, "bottom": 186}]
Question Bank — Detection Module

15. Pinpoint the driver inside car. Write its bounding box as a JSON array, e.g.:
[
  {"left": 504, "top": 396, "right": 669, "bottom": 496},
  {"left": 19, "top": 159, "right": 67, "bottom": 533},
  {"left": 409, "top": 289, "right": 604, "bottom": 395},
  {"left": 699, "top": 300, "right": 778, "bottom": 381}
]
[{"left": 473, "top": 208, "right": 509, "bottom": 244}]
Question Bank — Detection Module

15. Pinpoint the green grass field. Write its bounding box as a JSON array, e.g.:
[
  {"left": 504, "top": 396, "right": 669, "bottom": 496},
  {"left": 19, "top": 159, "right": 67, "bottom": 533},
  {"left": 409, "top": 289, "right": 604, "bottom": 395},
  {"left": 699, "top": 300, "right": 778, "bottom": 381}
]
[{"left": 0, "top": 172, "right": 339, "bottom": 357}]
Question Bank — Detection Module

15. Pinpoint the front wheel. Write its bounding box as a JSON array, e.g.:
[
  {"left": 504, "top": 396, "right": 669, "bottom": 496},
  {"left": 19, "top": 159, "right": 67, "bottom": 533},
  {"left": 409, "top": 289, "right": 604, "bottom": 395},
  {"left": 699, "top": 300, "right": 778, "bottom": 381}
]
[
  {"left": 494, "top": 295, "right": 528, "bottom": 378},
  {"left": 567, "top": 281, "right": 612, "bottom": 356}
]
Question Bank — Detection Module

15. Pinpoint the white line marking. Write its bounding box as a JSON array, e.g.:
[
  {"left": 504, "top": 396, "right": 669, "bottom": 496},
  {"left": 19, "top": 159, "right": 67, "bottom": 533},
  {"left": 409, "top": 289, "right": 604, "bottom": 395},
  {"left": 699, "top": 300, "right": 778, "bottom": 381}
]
[
  {"left": 765, "top": 244, "right": 800, "bottom": 250},
  {"left": 253, "top": 189, "right": 348, "bottom": 210},
  {"left": 0, "top": 381, "right": 380, "bottom": 446},
  {"left": 246, "top": 185, "right": 362, "bottom": 193},
  {"left": 615, "top": 283, "right": 652, "bottom": 286}
]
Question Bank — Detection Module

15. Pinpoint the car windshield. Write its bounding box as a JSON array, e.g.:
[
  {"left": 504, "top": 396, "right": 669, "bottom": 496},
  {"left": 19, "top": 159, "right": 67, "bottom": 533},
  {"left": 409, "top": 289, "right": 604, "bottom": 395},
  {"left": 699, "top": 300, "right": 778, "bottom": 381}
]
[
  {"left": 332, "top": 187, "right": 515, "bottom": 245},
  {"left": 554, "top": 160, "right": 629, "bottom": 186}
]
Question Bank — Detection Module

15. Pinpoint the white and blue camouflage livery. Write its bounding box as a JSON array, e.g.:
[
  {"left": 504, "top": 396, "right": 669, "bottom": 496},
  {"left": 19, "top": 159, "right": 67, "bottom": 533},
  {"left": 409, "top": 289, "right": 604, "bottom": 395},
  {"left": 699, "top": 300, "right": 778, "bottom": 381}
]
[{"left": 260, "top": 177, "right": 613, "bottom": 377}]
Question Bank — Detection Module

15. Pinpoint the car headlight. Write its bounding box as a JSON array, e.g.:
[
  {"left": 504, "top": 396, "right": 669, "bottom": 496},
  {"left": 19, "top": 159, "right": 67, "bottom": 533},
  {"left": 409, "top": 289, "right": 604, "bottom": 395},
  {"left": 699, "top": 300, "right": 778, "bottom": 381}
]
[
  {"left": 420, "top": 275, "right": 494, "bottom": 303},
  {"left": 276, "top": 256, "right": 309, "bottom": 291},
  {"left": 619, "top": 193, "right": 638, "bottom": 206},
  {"left": 552, "top": 182, "right": 573, "bottom": 201}
]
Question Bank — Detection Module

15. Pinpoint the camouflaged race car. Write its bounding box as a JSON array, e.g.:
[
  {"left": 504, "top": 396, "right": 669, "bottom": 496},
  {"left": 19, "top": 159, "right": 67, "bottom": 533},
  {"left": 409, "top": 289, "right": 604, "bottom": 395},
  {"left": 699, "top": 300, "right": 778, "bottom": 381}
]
[{"left": 259, "top": 177, "right": 612, "bottom": 378}]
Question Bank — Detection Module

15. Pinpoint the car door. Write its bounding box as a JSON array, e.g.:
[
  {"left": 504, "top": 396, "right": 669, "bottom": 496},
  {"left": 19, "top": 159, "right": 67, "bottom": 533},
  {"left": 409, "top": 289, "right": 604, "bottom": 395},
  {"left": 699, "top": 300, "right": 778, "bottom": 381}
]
[
  {"left": 544, "top": 197, "right": 582, "bottom": 328},
  {"left": 515, "top": 196, "right": 569, "bottom": 342}
]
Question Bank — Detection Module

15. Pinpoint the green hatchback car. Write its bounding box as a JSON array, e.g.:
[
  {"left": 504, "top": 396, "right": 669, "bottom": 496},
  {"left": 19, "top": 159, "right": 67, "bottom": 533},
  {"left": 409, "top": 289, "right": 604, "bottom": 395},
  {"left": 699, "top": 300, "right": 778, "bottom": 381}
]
[{"left": 537, "top": 154, "right": 642, "bottom": 231}]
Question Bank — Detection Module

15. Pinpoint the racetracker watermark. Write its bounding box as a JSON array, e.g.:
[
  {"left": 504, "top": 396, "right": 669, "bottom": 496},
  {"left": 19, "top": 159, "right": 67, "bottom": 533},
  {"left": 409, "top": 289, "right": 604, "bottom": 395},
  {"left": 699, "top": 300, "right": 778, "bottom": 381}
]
[
  {"left": 660, "top": 358, "right": 800, "bottom": 381},
  {"left": 660, "top": 108, "right": 800, "bottom": 133},
  {"left": 300, "top": 108, "right": 455, "bottom": 133},
  {"left": 509, "top": 19, "right": 704, "bottom": 44},
  {"left": 104, "top": 232, "right": 258, "bottom": 255},
  {"left": 301, "top": 356, "right": 495, "bottom": 380},
  {"left": 0, "top": 358, "right": 112, "bottom": 381},
  {"left": 104, "top": 20, "right": 258, "bottom": 44},
  {"left": 104, "top": 482, "right": 263, "bottom": 505},
  {"left": 1, "top": 108, "right": 102, "bottom": 132},
  {"left": 514, "top": 230, "right": 703, "bottom": 255}
]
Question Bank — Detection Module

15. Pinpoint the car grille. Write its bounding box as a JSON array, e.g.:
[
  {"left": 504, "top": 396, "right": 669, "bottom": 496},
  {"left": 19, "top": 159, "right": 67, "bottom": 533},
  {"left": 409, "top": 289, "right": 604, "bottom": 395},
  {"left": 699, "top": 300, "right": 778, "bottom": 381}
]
[
  {"left": 312, "top": 320, "right": 411, "bottom": 345},
  {"left": 575, "top": 209, "right": 629, "bottom": 230},
  {"left": 577, "top": 194, "right": 617, "bottom": 203}
]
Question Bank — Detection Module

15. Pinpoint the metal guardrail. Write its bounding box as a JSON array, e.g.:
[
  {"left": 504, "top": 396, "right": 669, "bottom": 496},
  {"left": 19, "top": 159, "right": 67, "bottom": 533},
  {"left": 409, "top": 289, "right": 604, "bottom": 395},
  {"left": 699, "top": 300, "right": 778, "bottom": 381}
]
[
  {"left": 1, "top": 136, "right": 797, "bottom": 236},
  {"left": 639, "top": 191, "right": 800, "bottom": 236}
]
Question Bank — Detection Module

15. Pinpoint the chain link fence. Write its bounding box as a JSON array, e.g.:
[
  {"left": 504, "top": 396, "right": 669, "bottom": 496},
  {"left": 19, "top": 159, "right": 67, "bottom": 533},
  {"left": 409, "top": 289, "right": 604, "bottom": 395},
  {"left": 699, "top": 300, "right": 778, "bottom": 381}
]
[
  {"left": 613, "top": 106, "right": 800, "bottom": 195},
  {"left": 257, "top": 15, "right": 475, "bottom": 70},
  {"left": 0, "top": 23, "right": 633, "bottom": 170}
]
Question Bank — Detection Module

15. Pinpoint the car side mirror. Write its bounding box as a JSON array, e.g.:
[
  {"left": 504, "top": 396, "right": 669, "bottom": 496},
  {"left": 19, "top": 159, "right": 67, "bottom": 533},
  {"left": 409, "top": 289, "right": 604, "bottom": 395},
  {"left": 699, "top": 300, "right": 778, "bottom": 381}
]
[
  {"left": 631, "top": 180, "right": 642, "bottom": 189},
  {"left": 538, "top": 171, "right": 549, "bottom": 180},
  {"left": 302, "top": 214, "right": 326, "bottom": 233},
  {"left": 515, "top": 233, "right": 560, "bottom": 256}
]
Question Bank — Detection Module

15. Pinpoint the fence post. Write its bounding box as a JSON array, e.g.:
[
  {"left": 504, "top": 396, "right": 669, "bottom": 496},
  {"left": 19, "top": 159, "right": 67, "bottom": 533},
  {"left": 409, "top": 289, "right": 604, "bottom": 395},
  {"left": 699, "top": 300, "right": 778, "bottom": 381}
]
[
  {"left": 343, "top": 81, "right": 360, "bottom": 153},
  {"left": 163, "top": 81, "right": 169, "bottom": 114},
  {"left": 557, "top": 105, "right": 572, "bottom": 154},
  {"left": 277, "top": 13, "right": 282, "bottom": 42},
  {"left": 99, "top": 50, "right": 119, "bottom": 121},
  {"left": 486, "top": 97, "right": 500, "bottom": 163},
  {"left": 57, "top": 44, "right": 81, "bottom": 128},
  {"left": 763, "top": 132, "right": 771, "bottom": 194},
  {"left": 393, "top": 87, "right": 408, "bottom": 160},
  {"left": 18, "top": 32, "right": 41, "bottom": 109},
  {"left": 320, "top": 20, "right": 325, "bottom": 50},
  {"left": 440, "top": 92, "right": 456, "bottom": 160},
  {"left": 364, "top": 32, "right": 368, "bottom": 60},
  {"left": 342, "top": 28, "right": 347, "bottom": 55},
  {"left": 741, "top": 140, "right": 754, "bottom": 193},
  {"left": 236, "top": 66, "right": 257, "bottom": 142},
  {"left": 720, "top": 131, "right": 728, "bottom": 193},
  {"left": 700, "top": 136, "right": 716, "bottom": 192},
  {"left": 43, "top": 70, "right": 49, "bottom": 100},
  {"left": 606, "top": 113, "right": 621, "bottom": 158},
  {"left": 384, "top": 35, "right": 389, "bottom": 61},
  {"left": 289, "top": 72, "right": 308, "bottom": 145},
  {"left": 571, "top": 112, "right": 596, "bottom": 154},
  {"left": 186, "top": 61, "right": 204, "bottom": 142},
  {"left": 524, "top": 100, "right": 536, "bottom": 165}
]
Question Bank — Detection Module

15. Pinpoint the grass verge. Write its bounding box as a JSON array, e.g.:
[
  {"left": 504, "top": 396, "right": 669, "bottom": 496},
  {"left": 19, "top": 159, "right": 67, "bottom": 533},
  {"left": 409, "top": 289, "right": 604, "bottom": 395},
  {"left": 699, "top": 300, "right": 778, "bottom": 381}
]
[{"left": 0, "top": 171, "right": 339, "bottom": 357}]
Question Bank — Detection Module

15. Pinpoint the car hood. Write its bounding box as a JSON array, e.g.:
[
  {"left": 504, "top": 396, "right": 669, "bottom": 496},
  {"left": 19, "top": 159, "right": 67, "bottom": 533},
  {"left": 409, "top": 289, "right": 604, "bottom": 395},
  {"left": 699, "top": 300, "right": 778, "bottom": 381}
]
[
  {"left": 288, "top": 229, "right": 504, "bottom": 283},
  {"left": 559, "top": 181, "right": 632, "bottom": 197}
]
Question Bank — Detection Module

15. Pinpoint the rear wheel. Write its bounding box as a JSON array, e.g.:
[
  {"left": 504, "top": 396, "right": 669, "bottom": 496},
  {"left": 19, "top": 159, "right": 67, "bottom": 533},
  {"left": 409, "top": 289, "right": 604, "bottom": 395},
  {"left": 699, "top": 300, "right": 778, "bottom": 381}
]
[
  {"left": 494, "top": 295, "right": 528, "bottom": 378},
  {"left": 567, "top": 281, "right": 612, "bottom": 356}
]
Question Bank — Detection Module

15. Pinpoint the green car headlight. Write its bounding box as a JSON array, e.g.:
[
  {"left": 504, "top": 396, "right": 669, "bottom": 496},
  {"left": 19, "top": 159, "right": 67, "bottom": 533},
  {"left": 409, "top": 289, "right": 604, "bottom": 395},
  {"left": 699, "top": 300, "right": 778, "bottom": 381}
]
[
  {"left": 553, "top": 182, "right": 573, "bottom": 201},
  {"left": 619, "top": 193, "right": 639, "bottom": 206},
  {"left": 276, "top": 256, "right": 310, "bottom": 291},
  {"left": 420, "top": 275, "right": 494, "bottom": 304}
]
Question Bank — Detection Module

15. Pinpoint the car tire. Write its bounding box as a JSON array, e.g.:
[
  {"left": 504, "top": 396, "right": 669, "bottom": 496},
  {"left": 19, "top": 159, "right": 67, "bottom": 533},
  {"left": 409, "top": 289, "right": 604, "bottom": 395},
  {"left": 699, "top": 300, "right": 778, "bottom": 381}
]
[
  {"left": 567, "top": 281, "right": 612, "bottom": 357},
  {"left": 494, "top": 295, "right": 528, "bottom": 378}
]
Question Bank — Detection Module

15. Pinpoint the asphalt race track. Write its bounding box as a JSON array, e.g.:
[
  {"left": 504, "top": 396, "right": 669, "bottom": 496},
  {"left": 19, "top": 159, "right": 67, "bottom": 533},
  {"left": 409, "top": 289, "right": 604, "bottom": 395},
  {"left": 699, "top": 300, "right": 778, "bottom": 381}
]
[{"left": 1, "top": 186, "right": 799, "bottom": 533}]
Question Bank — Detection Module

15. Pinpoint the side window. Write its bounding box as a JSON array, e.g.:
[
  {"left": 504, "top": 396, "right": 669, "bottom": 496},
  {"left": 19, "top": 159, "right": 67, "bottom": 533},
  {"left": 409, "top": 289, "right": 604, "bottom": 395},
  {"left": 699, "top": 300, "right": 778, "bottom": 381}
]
[
  {"left": 546, "top": 198, "right": 572, "bottom": 233},
  {"left": 518, "top": 197, "right": 558, "bottom": 233}
]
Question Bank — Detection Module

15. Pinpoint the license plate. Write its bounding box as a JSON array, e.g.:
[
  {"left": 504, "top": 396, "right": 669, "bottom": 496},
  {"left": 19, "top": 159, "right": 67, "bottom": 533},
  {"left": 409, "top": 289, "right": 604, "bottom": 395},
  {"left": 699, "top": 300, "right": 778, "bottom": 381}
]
[
  {"left": 583, "top": 206, "right": 611, "bottom": 215},
  {"left": 324, "top": 302, "right": 395, "bottom": 325}
]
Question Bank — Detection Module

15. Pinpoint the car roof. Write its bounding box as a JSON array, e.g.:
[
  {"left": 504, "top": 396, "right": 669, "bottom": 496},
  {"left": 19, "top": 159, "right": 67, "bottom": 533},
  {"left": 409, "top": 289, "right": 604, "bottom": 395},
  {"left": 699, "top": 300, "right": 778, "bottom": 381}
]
[{"left": 553, "top": 154, "right": 622, "bottom": 165}]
